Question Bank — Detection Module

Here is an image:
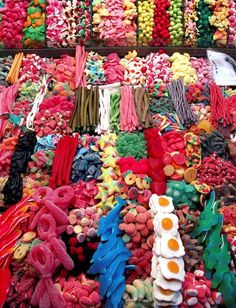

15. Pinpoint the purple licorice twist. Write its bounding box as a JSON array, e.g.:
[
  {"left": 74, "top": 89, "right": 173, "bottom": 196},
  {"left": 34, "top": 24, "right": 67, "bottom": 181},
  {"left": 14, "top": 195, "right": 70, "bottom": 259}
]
[
  {"left": 167, "top": 78, "right": 197, "bottom": 127},
  {"left": 37, "top": 214, "right": 74, "bottom": 270},
  {"left": 28, "top": 244, "right": 66, "bottom": 308}
]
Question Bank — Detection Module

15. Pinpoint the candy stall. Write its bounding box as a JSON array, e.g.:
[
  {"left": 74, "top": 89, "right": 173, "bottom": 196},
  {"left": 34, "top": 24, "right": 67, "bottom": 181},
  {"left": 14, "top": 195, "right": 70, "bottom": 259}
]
[{"left": 0, "top": 1, "right": 236, "bottom": 308}]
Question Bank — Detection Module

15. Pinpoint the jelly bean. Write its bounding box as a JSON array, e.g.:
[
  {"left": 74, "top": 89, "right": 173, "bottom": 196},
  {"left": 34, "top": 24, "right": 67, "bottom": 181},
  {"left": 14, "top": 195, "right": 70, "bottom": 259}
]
[{"left": 138, "top": 0, "right": 154, "bottom": 46}]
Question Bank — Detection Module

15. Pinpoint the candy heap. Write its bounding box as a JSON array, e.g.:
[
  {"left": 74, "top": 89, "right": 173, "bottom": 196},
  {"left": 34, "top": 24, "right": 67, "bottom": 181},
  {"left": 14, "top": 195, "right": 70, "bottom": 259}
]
[
  {"left": 209, "top": 0, "right": 230, "bottom": 47},
  {"left": 0, "top": 56, "right": 13, "bottom": 86},
  {"left": 92, "top": 0, "right": 137, "bottom": 46},
  {"left": 151, "top": 0, "right": 171, "bottom": 46},
  {"left": 0, "top": 47, "right": 236, "bottom": 308},
  {"left": 55, "top": 274, "right": 101, "bottom": 307},
  {"left": 62, "top": 0, "right": 92, "bottom": 47},
  {"left": 23, "top": 0, "right": 46, "bottom": 48},
  {"left": 228, "top": 0, "right": 236, "bottom": 47},
  {"left": 197, "top": 0, "right": 214, "bottom": 47},
  {"left": 184, "top": 0, "right": 198, "bottom": 47},
  {"left": 0, "top": 0, "right": 28, "bottom": 49},
  {"left": 168, "top": 0, "right": 184, "bottom": 46},
  {"left": 138, "top": 0, "right": 154, "bottom": 46}
]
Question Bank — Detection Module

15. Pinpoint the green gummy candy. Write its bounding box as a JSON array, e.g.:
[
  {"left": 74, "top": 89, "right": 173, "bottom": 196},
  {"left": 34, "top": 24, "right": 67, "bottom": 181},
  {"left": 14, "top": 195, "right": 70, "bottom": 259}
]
[
  {"left": 192, "top": 193, "right": 218, "bottom": 237},
  {"left": 203, "top": 215, "right": 223, "bottom": 270},
  {"left": 218, "top": 272, "right": 236, "bottom": 308},
  {"left": 212, "top": 235, "right": 231, "bottom": 288}
]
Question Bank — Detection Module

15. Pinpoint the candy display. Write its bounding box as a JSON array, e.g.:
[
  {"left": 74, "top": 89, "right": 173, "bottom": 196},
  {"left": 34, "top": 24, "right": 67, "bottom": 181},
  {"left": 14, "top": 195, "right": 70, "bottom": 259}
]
[
  {"left": 0, "top": 36, "right": 236, "bottom": 308},
  {"left": 0, "top": 0, "right": 235, "bottom": 48},
  {"left": 46, "top": 0, "right": 92, "bottom": 47},
  {"left": 138, "top": 0, "right": 154, "bottom": 46}
]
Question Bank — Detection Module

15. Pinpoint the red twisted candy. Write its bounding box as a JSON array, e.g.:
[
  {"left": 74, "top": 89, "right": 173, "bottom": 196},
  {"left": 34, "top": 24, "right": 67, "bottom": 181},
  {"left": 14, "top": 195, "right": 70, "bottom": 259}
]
[
  {"left": 29, "top": 244, "right": 66, "bottom": 308},
  {"left": 37, "top": 214, "right": 74, "bottom": 270}
]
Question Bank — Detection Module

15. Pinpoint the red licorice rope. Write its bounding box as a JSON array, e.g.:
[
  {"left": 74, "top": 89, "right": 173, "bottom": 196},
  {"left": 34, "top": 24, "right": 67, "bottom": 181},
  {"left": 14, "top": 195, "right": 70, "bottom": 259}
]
[
  {"left": 75, "top": 46, "right": 87, "bottom": 88},
  {"left": 120, "top": 86, "right": 139, "bottom": 131},
  {"left": 50, "top": 135, "right": 78, "bottom": 188},
  {"left": 210, "top": 83, "right": 232, "bottom": 128}
]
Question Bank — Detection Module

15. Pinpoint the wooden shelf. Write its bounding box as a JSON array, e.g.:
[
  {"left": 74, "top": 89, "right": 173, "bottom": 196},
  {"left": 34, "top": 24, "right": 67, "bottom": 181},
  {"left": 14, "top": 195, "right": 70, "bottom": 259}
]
[{"left": 0, "top": 47, "right": 235, "bottom": 59}]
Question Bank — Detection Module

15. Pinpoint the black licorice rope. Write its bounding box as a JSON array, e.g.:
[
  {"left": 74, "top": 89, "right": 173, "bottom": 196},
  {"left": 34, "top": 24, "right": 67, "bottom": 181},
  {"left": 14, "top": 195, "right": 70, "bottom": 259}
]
[
  {"left": 3, "top": 130, "right": 37, "bottom": 206},
  {"left": 167, "top": 79, "right": 197, "bottom": 128}
]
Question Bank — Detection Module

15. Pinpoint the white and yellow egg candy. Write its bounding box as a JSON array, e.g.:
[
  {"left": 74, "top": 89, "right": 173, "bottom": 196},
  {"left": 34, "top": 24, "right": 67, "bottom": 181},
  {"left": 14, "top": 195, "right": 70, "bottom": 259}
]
[
  {"left": 149, "top": 194, "right": 174, "bottom": 215},
  {"left": 153, "top": 213, "right": 179, "bottom": 236},
  {"left": 160, "top": 233, "right": 185, "bottom": 258},
  {"left": 150, "top": 194, "right": 185, "bottom": 306},
  {"left": 159, "top": 256, "right": 185, "bottom": 282},
  {"left": 155, "top": 265, "right": 182, "bottom": 291},
  {"left": 153, "top": 285, "right": 183, "bottom": 305}
]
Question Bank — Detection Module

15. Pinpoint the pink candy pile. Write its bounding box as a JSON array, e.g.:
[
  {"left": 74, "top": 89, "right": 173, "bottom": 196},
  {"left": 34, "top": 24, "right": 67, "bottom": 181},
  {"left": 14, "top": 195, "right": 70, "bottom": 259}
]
[
  {"left": 0, "top": 0, "right": 28, "bottom": 48},
  {"left": 34, "top": 96, "right": 74, "bottom": 137},
  {"left": 0, "top": 150, "right": 13, "bottom": 176},
  {"left": 46, "top": 0, "right": 67, "bottom": 48},
  {"left": 181, "top": 270, "right": 222, "bottom": 307},
  {"left": 120, "top": 203, "right": 154, "bottom": 283},
  {"left": 103, "top": 53, "right": 124, "bottom": 84},
  {"left": 13, "top": 100, "right": 31, "bottom": 118},
  {"left": 44, "top": 55, "right": 76, "bottom": 91},
  {"left": 72, "top": 180, "right": 98, "bottom": 209},
  {"left": 228, "top": 0, "right": 236, "bottom": 47},
  {"left": 190, "top": 57, "right": 212, "bottom": 86},
  {"left": 55, "top": 274, "right": 101, "bottom": 307},
  {"left": 6, "top": 260, "right": 37, "bottom": 308},
  {"left": 93, "top": 0, "right": 137, "bottom": 46}
]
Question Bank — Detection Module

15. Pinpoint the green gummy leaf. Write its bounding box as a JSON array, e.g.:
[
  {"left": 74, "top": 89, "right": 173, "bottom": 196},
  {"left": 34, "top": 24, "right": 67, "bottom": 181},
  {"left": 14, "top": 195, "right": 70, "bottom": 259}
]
[
  {"left": 192, "top": 194, "right": 218, "bottom": 237},
  {"left": 218, "top": 272, "right": 236, "bottom": 308},
  {"left": 212, "top": 235, "right": 231, "bottom": 288},
  {"left": 203, "top": 215, "right": 223, "bottom": 270}
]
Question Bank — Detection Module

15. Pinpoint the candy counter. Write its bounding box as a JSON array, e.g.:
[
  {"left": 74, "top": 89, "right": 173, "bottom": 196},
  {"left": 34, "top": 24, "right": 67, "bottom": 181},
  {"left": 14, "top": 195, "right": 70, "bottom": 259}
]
[
  {"left": 0, "top": 44, "right": 236, "bottom": 308},
  {"left": 0, "top": 0, "right": 235, "bottom": 49}
]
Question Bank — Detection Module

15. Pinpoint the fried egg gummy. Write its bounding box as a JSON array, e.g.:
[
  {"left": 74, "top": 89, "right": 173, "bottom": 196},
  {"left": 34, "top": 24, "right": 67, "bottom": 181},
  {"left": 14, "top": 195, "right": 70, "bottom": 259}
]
[{"left": 150, "top": 194, "right": 185, "bottom": 306}]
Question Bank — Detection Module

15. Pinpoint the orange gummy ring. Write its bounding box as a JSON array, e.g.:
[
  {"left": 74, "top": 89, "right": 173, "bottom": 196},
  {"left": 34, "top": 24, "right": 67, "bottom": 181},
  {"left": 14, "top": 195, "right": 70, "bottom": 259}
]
[
  {"left": 136, "top": 177, "right": 144, "bottom": 189},
  {"left": 142, "top": 177, "right": 151, "bottom": 189},
  {"left": 125, "top": 173, "right": 136, "bottom": 185},
  {"left": 184, "top": 167, "right": 197, "bottom": 183},
  {"left": 164, "top": 164, "right": 175, "bottom": 176}
]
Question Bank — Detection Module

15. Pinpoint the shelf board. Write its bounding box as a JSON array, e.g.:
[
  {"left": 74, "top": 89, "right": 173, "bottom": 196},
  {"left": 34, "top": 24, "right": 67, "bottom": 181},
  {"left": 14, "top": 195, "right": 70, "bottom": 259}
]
[{"left": 0, "top": 47, "right": 235, "bottom": 59}]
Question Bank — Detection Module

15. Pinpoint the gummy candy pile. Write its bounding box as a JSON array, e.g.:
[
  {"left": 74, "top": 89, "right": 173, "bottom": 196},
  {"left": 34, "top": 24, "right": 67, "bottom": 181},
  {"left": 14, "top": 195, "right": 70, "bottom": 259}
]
[
  {"left": 0, "top": 46, "right": 236, "bottom": 308},
  {"left": 0, "top": 0, "right": 235, "bottom": 47}
]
